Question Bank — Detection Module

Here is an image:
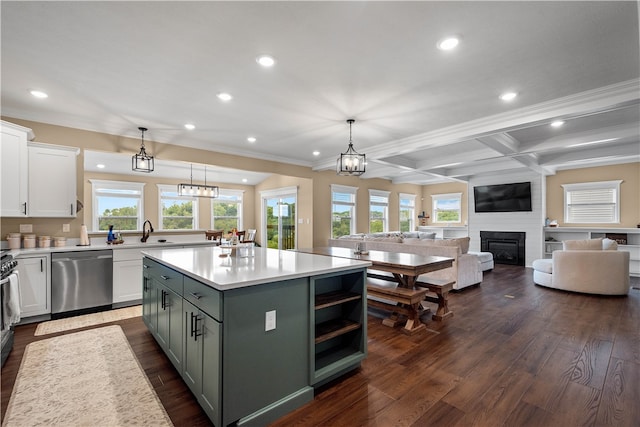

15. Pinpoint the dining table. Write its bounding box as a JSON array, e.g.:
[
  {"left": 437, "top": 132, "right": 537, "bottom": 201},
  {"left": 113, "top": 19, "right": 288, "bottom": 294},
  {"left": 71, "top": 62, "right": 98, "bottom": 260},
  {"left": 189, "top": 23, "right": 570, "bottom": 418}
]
[{"left": 296, "top": 246, "right": 455, "bottom": 334}]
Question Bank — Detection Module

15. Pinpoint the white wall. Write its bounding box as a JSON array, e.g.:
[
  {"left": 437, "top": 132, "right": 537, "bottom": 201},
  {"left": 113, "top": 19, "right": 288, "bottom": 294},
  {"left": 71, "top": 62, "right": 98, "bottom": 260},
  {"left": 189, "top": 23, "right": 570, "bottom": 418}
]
[{"left": 468, "top": 171, "right": 546, "bottom": 267}]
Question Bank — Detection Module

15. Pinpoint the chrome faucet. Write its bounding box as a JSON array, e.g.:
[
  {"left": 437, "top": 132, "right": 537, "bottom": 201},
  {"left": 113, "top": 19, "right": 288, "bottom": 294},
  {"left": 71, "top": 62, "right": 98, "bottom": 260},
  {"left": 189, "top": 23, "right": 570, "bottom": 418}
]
[{"left": 141, "top": 220, "right": 154, "bottom": 243}]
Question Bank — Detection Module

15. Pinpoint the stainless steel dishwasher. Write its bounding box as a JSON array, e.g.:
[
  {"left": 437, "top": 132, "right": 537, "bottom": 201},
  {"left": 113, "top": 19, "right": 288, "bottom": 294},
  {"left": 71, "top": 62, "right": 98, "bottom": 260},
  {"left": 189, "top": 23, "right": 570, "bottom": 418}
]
[{"left": 51, "top": 250, "right": 113, "bottom": 316}]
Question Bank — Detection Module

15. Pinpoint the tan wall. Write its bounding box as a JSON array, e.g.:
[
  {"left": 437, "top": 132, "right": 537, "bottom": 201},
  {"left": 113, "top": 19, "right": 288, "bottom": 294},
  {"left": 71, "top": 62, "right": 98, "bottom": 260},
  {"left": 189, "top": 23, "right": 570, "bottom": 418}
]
[
  {"left": 421, "top": 181, "right": 469, "bottom": 225},
  {"left": 312, "top": 170, "right": 423, "bottom": 247},
  {"left": 546, "top": 162, "right": 640, "bottom": 228},
  {"left": 3, "top": 118, "right": 638, "bottom": 244},
  {"left": 254, "top": 174, "right": 314, "bottom": 248}
]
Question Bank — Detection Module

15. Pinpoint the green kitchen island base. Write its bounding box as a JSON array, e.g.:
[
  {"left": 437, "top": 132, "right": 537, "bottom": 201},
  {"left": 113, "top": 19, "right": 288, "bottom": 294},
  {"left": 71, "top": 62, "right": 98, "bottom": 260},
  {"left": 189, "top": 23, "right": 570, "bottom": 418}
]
[{"left": 141, "top": 247, "right": 370, "bottom": 426}]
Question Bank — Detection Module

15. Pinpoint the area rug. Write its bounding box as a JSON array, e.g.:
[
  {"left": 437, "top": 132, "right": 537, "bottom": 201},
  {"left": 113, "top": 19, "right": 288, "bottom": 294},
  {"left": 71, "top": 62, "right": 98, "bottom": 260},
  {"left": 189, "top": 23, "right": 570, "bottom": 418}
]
[
  {"left": 2, "top": 325, "right": 172, "bottom": 427},
  {"left": 34, "top": 305, "right": 142, "bottom": 336}
]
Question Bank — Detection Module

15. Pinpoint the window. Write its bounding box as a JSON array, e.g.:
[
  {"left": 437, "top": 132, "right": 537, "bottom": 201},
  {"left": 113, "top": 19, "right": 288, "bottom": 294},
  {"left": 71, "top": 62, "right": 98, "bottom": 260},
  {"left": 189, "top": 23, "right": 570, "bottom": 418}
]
[
  {"left": 369, "top": 189, "right": 390, "bottom": 233},
  {"left": 432, "top": 193, "right": 462, "bottom": 223},
  {"left": 90, "top": 180, "right": 144, "bottom": 231},
  {"left": 158, "top": 184, "right": 198, "bottom": 230},
  {"left": 331, "top": 185, "right": 357, "bottom": 237},
  {"left": 399, "top": 193, "right": 416, "bottom": 232},
  {"left": 562, "top": 180, "right": 622, "bottom": 223},
  {"left": 212, "top": 189, "right": 243, "bottom": 232}
]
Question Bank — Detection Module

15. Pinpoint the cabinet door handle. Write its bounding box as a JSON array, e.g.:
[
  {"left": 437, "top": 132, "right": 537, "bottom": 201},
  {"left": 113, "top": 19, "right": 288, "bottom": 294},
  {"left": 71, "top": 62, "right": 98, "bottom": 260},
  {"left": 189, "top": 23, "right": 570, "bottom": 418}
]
[
  {"left": 143, "top": 277, "right": 148, "bottom": 292},
  {"left": 40, "top": 259, "right": 43, "bottom": 272},
  {"left": 160, "top": 275, "right": 170, "bottom": 280},
  {"left": 193, "top": 315, "right": 203, "bottom": 341},
  {"left": 190, "top": 312, "right": 195, "bottom": 337},
  {"left": 23, "top": 202, "right": 27, "bottom": 215},
  {"left": 189, "top": 292, "right": 202, "bottom": 300},
  {"left": 161, "top": 290, "right": 167, "bottom": 310},
  {"left": 70, "top": 204, "right": 73, "bottom": 216}
]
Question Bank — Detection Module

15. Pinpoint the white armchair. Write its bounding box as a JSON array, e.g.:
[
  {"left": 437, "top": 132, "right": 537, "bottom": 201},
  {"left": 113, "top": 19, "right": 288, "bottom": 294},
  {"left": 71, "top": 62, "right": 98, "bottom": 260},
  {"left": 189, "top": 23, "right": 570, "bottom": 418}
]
[{"left": 533, "top": 238, "right": 630, "bottom": 295}]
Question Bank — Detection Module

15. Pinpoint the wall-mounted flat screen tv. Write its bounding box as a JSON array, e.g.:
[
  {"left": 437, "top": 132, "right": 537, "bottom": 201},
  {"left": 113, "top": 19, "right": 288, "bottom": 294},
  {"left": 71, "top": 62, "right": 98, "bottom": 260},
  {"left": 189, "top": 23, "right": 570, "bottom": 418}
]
[{"left": 473, "top": 182, "right": 532, "bottom": 212}]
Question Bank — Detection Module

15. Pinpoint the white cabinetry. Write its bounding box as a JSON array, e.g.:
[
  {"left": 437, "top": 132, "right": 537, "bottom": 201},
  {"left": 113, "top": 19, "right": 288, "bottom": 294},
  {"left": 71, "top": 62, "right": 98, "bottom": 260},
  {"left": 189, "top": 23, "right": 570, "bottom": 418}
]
[
  {"left": 544, "top": 227, "right": 640, "bottom": 277},
  {"left": 0, "top": 121, "right": 78, "bottom": 218},
  {"left": 113, "top": 248, "right": 144, "bottom": 304},
  {"left": 16, "top": 254, "right": 51, "bottom": 317},
  {"left": 417, "top": 226, "right": 469, "bottom": 239},
  {"left": 0, "top": 121, "right": 30, "bottom": 216},
  {"left": 27, "top": 142, "right": 78, "bottom": 217}
]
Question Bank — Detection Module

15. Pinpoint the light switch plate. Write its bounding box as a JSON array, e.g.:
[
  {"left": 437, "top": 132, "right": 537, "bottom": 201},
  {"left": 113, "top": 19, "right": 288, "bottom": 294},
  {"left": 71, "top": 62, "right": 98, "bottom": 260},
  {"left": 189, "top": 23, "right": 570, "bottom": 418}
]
[
  {"left": 19, "top": 224, "right": 33, "bottom": 233},
  {"left": 265, "top": 310, "right": 276, "bottom": 331}
]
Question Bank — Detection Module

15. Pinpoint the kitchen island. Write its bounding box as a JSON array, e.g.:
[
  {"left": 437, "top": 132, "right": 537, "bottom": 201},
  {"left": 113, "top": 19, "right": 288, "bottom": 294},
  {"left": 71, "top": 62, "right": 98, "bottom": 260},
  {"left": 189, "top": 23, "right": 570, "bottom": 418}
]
[{"left": 141, "top": 246, "right": 371, "bottom": 427}]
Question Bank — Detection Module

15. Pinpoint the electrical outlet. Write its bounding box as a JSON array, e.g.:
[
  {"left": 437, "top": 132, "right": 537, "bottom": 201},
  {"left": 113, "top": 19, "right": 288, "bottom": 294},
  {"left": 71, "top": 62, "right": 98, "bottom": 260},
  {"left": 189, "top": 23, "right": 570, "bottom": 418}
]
[
  {"left": 265, "top": 310, "right": 276, "bottom": 331},
  {"left": 19, "top": 224, "right": 33, "bottom": 233},
  {"left": 62, "top": 224, "right": 70, "bottom": 232}
]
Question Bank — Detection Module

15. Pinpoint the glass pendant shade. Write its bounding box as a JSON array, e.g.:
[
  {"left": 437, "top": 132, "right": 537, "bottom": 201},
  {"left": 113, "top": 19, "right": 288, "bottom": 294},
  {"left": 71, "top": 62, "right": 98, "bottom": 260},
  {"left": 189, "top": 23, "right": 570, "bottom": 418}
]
[
  {"left": 337, "top": 119, "right": 366, "bottom": 176},
  {"left": 132, "top": 127, "right": 154, "bottom": 173}
]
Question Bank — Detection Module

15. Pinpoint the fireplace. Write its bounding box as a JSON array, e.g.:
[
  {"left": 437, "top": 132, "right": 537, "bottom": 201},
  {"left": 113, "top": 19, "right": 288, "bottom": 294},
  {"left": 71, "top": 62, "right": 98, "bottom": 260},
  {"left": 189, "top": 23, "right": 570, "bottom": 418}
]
[{"left": 480, "top": 231, "right": 526, "bottom": 266}]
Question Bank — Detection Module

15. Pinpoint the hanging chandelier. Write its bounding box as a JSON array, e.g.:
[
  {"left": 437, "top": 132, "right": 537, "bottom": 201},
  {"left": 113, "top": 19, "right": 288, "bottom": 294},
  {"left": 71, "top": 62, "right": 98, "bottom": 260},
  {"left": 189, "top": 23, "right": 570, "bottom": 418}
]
[
  {"left": 336, "top": 119, "right": 366, "bottom": 176},
  {"left": 178, "top": 164, "right": 219, "bottom": 198},
  {"left": 132, "top": 127, "right": 154, "bottom": 172}
]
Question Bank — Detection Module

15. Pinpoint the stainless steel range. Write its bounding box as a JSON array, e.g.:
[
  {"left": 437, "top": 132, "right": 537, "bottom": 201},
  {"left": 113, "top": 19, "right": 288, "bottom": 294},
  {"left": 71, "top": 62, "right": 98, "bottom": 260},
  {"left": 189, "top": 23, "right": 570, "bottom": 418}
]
[{"left": 1, "top": 250, "right": 20, "bottom": 366}]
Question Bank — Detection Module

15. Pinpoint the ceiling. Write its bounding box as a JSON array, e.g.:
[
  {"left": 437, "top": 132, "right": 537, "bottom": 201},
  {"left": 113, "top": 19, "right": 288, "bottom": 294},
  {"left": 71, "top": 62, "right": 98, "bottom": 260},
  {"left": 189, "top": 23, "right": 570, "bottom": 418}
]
[{"left": 2, "top": 1, "right": 639, "bottom": 185}]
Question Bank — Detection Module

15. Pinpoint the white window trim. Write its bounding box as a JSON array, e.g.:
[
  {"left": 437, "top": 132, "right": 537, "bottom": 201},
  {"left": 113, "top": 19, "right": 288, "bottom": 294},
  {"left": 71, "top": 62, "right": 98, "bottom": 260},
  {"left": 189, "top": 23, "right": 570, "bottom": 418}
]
[
  {"left": 157, "top": 184, "right": 199, "bottom": 230},
  {"left": 399, "top": 192, "right": 416, "bottom": 231},
  {"left": 259, "top": 186, "right": 298, "bottom": 249},
  {"left": 562, "top": 180, "right": 622, "bottom": 224},
  {"left": 431, "top": 192, "right": 462, "bottom": 223},
  {"left": 90, "top": 179, "right": 145, "bottom": 232},
  {"left": 212, "top": 188, "right": 245, "bottom": 230},
  {"left": 369, "top": 189, "right": 390, "bottom": 232},
  {"left": 331, "top": 184, "right": 358, "bottom": 237}
]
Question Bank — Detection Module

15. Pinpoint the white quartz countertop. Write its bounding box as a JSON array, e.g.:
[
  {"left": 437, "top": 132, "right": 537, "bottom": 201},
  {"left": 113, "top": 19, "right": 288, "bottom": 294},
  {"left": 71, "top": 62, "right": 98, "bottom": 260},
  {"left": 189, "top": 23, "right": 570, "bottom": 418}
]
[
  {"left": 142, "top": 246, "right": 372, "bottom": 291},
  {"left": 8, "top": 239, "right": 215, "bottom": 258}
]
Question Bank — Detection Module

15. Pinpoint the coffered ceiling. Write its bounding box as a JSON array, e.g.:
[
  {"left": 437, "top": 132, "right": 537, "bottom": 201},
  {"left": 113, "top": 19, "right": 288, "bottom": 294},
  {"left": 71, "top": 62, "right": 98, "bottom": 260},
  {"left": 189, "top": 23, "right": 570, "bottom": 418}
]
[{"left": 2, "top": 1, "right": 639, "bottom": 185}]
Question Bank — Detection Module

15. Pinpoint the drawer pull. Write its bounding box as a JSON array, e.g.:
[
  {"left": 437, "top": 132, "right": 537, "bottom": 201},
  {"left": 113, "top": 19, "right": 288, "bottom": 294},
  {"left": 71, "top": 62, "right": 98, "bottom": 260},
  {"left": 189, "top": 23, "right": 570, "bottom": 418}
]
[
  {"left": 143, "top": 264, "right": 149, "bottom": 269},
  {"left": 160, "top": 275, "right": 170, "bottom": 280},
  {"left": 189, "top": 292, "right": 202, "bottom": 300}
]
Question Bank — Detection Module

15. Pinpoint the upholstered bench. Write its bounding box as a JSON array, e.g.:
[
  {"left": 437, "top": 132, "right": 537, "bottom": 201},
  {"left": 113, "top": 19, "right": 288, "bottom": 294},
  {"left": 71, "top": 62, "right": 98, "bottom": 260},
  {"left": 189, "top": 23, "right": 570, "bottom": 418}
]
[{"left": 468, "top": 251, "right": 494, "bottom": 271}]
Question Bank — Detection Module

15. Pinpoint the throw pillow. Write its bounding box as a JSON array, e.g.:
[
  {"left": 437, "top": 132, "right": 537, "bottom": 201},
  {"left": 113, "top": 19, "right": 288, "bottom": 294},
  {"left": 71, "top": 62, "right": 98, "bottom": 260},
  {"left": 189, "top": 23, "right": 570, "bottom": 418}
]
[
  {"left": 401, "top": 232, "right": 419, "bottom": 239},
  {"left": 418, "top": 232, "right": 436, "bottom": 239},
  {"left": 602, "top": 238, "right": 618, "bottom": 251},
  {"left": 563, "top": 238, "right": 603, "bottom": 250}
]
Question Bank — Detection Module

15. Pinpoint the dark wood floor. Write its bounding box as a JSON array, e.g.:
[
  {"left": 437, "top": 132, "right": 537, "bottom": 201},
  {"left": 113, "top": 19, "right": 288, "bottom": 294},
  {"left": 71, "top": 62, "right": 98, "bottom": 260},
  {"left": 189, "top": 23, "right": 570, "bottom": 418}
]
[{"left": 2, "top": 266, "right": 639, "bottom": 426}]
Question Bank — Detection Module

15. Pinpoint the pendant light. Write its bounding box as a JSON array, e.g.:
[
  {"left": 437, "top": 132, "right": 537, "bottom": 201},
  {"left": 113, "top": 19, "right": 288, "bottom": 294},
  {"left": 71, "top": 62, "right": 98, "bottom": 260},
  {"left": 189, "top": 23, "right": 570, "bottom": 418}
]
[
  {"left": 132, "top": 127, "right": 154, "bottom": 172},
  {"left": 336, "top": 119, "right": 366, "bottom": 176},
  {"left": 178, "top": 164, "right": 219, "bottom": 198}
]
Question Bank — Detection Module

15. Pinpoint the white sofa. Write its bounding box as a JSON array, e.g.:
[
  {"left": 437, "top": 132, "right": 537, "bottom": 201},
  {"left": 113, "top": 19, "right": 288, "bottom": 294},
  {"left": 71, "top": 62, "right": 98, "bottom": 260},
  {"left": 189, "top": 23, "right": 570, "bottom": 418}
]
[
  {"left": 328, "top": 233, "right": 482, "bottom": 290},
  {"left": 532, "top": 238, "right": 630, "bottom": 295}
]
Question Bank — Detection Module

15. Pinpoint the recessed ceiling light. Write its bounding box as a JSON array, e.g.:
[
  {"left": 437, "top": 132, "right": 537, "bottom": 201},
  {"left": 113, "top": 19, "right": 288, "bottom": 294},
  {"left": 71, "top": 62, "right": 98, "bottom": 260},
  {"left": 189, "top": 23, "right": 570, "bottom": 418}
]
[
  {"left": 313, "top": 151, "right": 320, "bottom": 156},
  {"left": 30, "top": 90, "right": 48, "bottom": 98},
  {"left": 551, "top": 120, "right": 565, "bottom": 128},
  {"left": 499, "top": 91, "right": 518, "bottom": 101},
  {"left": 242, "top": 178, "right": 248, "bottom": 183},
  {"left": 217, "top": 92, "right": 232, "bottom": 101},
  {"left": 247, "top": 137, "right": 257, "bottom": 143},
  {"left": 437, "top": 37, "right": 459, "bottom": 51},
  {"left": 96, "top": 164, "right": 105, "bottom": 169},
  {"left": 184, "top": 123, "right": 195, "bottom": 130},
  {"left": 256, "top": 55, "right": 276, "bottom": 67}
]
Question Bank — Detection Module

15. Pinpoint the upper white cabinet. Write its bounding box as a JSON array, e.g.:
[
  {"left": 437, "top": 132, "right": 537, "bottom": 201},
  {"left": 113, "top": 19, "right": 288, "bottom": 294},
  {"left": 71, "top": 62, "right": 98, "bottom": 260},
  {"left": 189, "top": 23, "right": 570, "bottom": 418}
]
[
  {"left": 0, "top": 121, "right": 30, "bottom": 216},
  {"left": 28, "top": 142, "right": 78, "bottom": 217},
  {"left": 0, "top": 120, "right": 79, "bottom": 217}
]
